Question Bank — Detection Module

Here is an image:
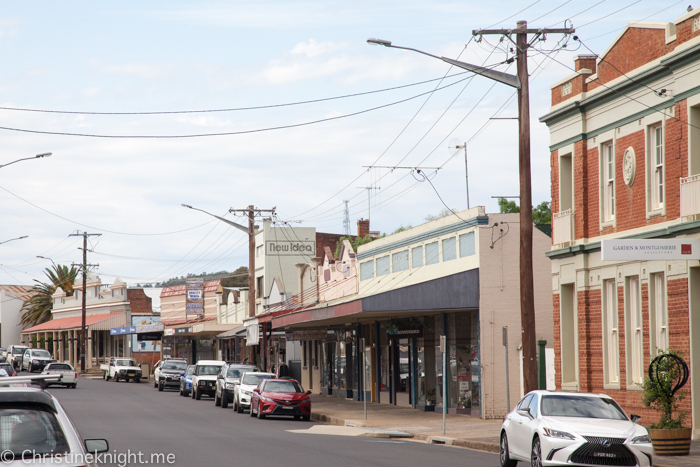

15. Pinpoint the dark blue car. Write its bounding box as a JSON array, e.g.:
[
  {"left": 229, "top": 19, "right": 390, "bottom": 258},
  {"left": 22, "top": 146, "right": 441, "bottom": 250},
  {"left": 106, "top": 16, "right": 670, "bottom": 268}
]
[{"left": 180, "top": 365, "right": 195, "bottom": 397}]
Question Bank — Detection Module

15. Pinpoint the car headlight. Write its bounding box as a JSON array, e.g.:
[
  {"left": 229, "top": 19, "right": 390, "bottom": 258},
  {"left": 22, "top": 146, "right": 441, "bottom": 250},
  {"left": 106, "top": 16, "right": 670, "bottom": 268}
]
[
  {"left": 119, "top": 370, "right": 126, "bottom": 374},
  {"left": 543, "top": 428, "right": 576, "bottom": 440},
  {"left": 226, "top": 383, "right": 236, "bottom": 390},
  {"left": 631, "top": 434, "right": 651, "bottom": 444},
  {"left": 260, "top": 396, "right": 274, "bottom": 403},
  {"left": 300, "top": 398, "right": 310, "bottom": 404},
  {"left": 242, "top": 390, "right": 252, "bottom": 396}
]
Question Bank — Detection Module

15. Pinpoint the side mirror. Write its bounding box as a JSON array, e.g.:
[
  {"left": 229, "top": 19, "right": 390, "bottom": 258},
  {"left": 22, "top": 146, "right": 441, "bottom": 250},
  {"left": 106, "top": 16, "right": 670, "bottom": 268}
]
[
  {"left": 306, "top": 390, "right": 312, "bottom": 395},
  {"left": 217, "top": 374, "right": 223, "bottom": 379},
  {"left": 517, "top": 408, "right": 532, "bottom": 419},
  {"left": 630, "top": 414, "right": 641, "bottom": 423},
  {"left": 253, "top": 388, "right": 260, "bottom": 393},
  {"left": 84, "top": 439, "right": 109, "bottom": 454}
]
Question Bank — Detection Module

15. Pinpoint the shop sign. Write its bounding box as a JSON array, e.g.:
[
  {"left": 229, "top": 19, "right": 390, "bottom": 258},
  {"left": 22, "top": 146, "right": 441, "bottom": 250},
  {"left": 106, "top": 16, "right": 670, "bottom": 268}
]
[
  {"left": 186, "top": 278, "right": 204, "bottom": 317},
  {"left": 164, "top": 329, "right": 175, "bottom": 336},
  {"left": 136, "top": 323, "right": 164, "bottom": 333},
  {"left": 601, "top": 239, "right": 700, "bottom": 261},
  {"left": 137, "top": 333, "right": 162, "bottom": 341},
  {"left": 387, "top": 328, "right": 423, "bottom": 338},
  {"left": 265, "top": 240, "right": 315, "bottom": 256},
  {"left": 192, "top": 324, "right": 204, "bottom": 333},
  {"left": 110, "top": 326, "right": 136, "bottom": 335},
  {"left": 175, "top": 327, "right": 191, "bottom": 335},
  {"left": 285, "top": 330, "right": 327, "bottom": 341}
]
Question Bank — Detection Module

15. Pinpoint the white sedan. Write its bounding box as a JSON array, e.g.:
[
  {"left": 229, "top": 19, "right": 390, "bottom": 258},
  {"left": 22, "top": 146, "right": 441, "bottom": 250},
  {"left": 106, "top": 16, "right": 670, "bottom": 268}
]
[
  {"left": 41, "top": 362, "right": 78, "bottom": 388},
  {"left": 500, "top": 390, "right": 653, "bottom": 467}
]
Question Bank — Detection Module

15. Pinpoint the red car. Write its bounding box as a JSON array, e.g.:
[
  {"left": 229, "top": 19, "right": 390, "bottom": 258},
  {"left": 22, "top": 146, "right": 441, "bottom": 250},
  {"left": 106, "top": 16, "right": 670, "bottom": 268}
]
[{"left": 250, "top": 379, "right": 311, "bottom": 421}]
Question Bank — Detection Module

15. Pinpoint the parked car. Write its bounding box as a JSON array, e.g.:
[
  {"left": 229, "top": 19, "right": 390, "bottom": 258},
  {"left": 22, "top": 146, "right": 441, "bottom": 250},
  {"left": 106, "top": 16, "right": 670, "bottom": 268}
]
[
  {"left": 100, "top": 358, "right": 142, "bottom": 383},
  {"left": 499, "top": 390, "right": 653, "bottom": 467},
  {"left": 41, "top": 363, "right": 78, "bottom": 389},
  {"left": 0, "top": 347, "right": 7, "bottom": 363},
  {"left": 0, "top": 386, "right": 109, "bottom": 465},
  {"left": 215, "top": 363, "right": 258, "bottom": 408},
  {"left": 22, "top": 348, "right": 54, "bottom": 373},
  {"left": 155, "top": 359, "right": 188, "bottom": 391},
  {"left": 250, "top": 378, "right": 311, "bottom": 421},
  {"left": 180, "top": 365, "right": 195, "bottom": 397},
  {"left": 233, "top": 372, "right": 275, "bottom": 413},
  {"left": 8, "top": 345, "right": 29, "bottom": 370},
  {"left": 190, "top": 360, "right": 225, "bottom": 400},
  {"left": 0, "top": 362, "right": 17, "bottom": 377}
]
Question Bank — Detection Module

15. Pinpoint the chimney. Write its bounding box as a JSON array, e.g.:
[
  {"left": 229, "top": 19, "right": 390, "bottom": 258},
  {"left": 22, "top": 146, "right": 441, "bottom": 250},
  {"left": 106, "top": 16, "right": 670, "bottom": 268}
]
[
  {"left": 574, "top": 55, "right": 597, "bottom": 73},
  {"left": 357, "top": 218, "right": 370, "bottom": 238}
]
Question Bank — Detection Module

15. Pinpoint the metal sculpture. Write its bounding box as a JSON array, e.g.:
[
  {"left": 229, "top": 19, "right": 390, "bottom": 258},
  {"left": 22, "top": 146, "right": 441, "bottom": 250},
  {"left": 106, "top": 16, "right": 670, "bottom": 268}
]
[{"left": 648, "top": 353, "right": 689, "bottom": 397}]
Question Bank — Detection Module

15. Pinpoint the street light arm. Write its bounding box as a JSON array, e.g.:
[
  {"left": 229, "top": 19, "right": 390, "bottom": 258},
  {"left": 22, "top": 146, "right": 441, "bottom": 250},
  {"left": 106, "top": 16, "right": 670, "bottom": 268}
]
[
  {"left": 0, "top": 235, "right": 28, "bottom": 245},
  {"left": 0, "top": 153, "right": 52, "bottom": 169},
  {"left": 181, "top": 204, "right": 249, "bottom": 234}
]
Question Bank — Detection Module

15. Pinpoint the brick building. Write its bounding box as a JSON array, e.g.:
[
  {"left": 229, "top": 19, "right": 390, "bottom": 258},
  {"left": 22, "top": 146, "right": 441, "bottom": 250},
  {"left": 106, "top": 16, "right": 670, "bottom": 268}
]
[{"left": 541, "top": 10, "right": 700, "bottom": 437}]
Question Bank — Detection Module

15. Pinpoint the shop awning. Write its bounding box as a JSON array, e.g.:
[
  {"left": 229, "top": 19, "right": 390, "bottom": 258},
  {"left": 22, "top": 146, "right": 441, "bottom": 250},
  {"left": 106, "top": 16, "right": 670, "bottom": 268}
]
[
  {"left": 23, "top": 312, "right": 126, "bottom": 333},
  {"left": 216, "top": 325, "right": 246, "bottom": 339},
  {"left": 110, "top": 323, "right": 165, "bottom": 335}
]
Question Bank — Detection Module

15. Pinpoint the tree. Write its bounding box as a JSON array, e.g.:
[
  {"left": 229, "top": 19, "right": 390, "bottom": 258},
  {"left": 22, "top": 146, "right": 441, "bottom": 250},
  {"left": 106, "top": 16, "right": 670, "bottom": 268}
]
[
  {"left": 20, "top": 264, "right": 79, "bottom": 327},
  {"left": 424, "top": 208, "right": 457, "bottom": 222},
  {"left": 219, "top": 266, "right": 249, "bottom": 288},
  {"left": 498, "top": 198, "right": 520, "bottom": 213},
  {"left": 335, "top": 235, "right": 373, "bottom": 258},
  {"left": 533, "top": 201, "right": 551, "bottom": 224}
]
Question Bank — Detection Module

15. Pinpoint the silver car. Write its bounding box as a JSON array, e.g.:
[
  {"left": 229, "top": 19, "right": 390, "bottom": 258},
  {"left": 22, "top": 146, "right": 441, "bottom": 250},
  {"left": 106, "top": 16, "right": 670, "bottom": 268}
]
[
  {"left": 233, "top": 372, "right": 275, "bottom": 413},
  {"left": 0, "top": 386, "right": 109, "bottom": 466}
]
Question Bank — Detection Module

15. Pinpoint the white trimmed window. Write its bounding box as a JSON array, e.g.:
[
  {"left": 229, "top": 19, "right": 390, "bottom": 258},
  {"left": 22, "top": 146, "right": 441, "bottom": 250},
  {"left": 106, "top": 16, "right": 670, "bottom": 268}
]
[
  {"left": 650, "top": 273, "right": 668, "bottom": 355},
  {"left": 626, "top": 276, "right": 644, "bottom": 384},
  {"left": 602, "top": 280, "right": 619, "bottom": 385},
  {"left": 602, "top": 142, "right": 615, "bottom": 222},
  {"left": 650, "top": 124, "right": 664, "bottom": 210}
]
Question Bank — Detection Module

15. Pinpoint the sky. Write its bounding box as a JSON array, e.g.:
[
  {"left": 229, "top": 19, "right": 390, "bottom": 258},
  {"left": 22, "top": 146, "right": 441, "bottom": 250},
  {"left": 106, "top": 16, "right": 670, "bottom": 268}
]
[{"left": 0, "top": 0, "right": 690, "bottom": 286}]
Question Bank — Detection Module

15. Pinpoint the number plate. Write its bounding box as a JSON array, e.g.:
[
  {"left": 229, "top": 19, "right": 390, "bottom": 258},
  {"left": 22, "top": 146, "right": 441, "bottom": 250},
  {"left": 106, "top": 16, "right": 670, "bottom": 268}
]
[
  {"left": 127, "top": 373, "right": 135, "bottom": 376},
  {"left": 593, "top": 452, "right": 617, "bottom": 458},
  {"left": 282, "top": 406, "right": 293, "bottom": 409}
]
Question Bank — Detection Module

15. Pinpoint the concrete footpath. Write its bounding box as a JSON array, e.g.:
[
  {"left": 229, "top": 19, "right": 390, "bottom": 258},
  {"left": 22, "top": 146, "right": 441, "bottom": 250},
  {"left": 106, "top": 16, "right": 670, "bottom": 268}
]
[{"left": 309, "top": 395, "right": 699, "bottom": 467}]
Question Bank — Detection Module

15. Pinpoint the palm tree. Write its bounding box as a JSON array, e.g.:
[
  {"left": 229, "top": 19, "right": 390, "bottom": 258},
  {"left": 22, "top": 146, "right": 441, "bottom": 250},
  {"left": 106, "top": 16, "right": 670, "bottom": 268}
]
[{"left": 20, "top": 264, "right": 79, "bottom": 327}]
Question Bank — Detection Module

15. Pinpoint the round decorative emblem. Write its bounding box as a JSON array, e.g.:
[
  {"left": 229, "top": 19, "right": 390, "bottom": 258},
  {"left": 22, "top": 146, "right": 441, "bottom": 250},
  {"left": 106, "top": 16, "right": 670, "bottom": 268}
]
[{"left": 622, "top": 147, "right": 636, "bottom": 187}]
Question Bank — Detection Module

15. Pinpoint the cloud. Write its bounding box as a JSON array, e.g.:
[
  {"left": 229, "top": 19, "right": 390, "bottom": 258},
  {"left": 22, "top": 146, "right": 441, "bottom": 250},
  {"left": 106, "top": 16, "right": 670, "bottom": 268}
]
[
  {"left": 83, "top": 87, "right": 100, "bottom": 98},
  {"left": 290, "top": 39, "right": 345, "bottom": 58}
]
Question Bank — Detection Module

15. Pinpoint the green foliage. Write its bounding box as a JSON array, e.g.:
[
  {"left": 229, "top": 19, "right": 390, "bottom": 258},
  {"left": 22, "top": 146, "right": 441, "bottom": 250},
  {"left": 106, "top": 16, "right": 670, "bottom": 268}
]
[
  {"left": 498, "top": 198, "right": 520, "bottom": 213},
  {"left": 20, "top": 264, "right": 80, "bottom": 327},
  {"left": 218, "top": 267, "right": 250, "bottom": 288},
  {"left": 391, "top": 225, "right": 412, "bottom": 235},
  {"left": 425, "top": 208, "right": 457, "bottom": 222},
  {"left": 155, "top": 270, "right": 238, "bottom": 287},
  {"left": 533, "top": 201, "right": 552, "bottom": 224},
  {"left": 334, "top": 235, "right": 373, "bottom": 258},
  {"left": 640, "top": 349, "right": 688, "bottom": 429}
]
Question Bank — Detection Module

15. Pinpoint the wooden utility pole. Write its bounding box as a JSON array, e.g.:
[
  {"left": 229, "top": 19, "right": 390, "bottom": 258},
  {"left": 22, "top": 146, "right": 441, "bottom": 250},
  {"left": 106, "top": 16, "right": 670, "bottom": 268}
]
[
  {"left": 69, "top": 231, "right": 101, "bottom": 373},
  {"left": 473, "top": 21, "right": 574, "bottom": 393},
  {"left": 229, "top": 206, "right": 275, "bottom": 364}
]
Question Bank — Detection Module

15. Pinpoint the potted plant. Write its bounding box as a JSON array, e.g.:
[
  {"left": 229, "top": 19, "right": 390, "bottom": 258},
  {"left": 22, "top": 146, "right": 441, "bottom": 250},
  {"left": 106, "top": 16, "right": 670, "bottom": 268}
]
[{"left": 640, "top": 350, "right": 691, "bottom": 456}]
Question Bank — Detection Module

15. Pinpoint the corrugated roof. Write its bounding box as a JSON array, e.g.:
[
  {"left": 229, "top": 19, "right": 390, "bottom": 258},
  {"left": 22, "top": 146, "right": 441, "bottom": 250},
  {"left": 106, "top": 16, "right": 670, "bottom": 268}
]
[
  {"left": 0, "top": 285, "right": 34, "bottom": 302},
  {"left": 22, "top": 312, "right": 125, "bottom": 333},
  {"left": 160, "top": 280, "right": 220, "bottom": 298}
]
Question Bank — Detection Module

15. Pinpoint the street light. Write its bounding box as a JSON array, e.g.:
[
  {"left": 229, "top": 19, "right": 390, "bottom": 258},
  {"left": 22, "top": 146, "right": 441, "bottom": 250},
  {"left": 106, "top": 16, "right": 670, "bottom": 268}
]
[
  {"left": 36, "top": 255, "right": 56, "bottom": 267},
  {"left": 367, "top": 27, "right": 551, "bottom": 393},
  {"left": 181, "top": 204, "right": 249, "bottom": 234},
  {"left": 0, "top": 152, "right": 52, "bottom": 169},
  {"left": 0, "top": 235, "right": 28, "bottom": 245}
]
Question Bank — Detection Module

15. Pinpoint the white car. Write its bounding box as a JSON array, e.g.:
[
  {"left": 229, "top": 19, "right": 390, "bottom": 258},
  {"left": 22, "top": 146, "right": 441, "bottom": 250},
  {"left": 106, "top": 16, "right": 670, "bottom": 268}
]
[
  {"left": 0, "top": 386, "right": 109, "bottom": 465},
  {"left": 500, "top": 390, "right": 653, "bottom": 467},
  {"left": 233, "top": 372, "right": 275, "bottom": 413},
  {"left": 41, "top": 362, "right": 78, "bottom": 389},
  {"left": 190, "top": 360, "right": 225, "bottom": 400}
]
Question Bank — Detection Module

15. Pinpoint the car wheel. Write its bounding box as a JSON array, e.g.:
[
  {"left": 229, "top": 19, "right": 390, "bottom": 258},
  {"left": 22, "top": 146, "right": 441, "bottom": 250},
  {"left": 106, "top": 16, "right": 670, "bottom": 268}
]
[
  {"left": 195, "top": 388, "right": 201, "bottom": 400},
  {"left": 250, "top": 403, "right": 256, "bottom": 417},
  {"left": 221, "top": 394, "right": 229, "bottom": 409},
  {"left": 158, "top": 381, "right": 164, "bottom": 392},
  {"left": 106, "top": 374, "right": 111, "bottom": 381},
  {"left": 28, "top": 363, "right": 33, "bottom": 373},
  {"left": 531, "top": 436, "right": 542, "bottom": 467},
  {"left": 72, "top": 384, "right": 77, "bottom": 389},
  {"left": 302, "top": 415, "right": 310, "bottom": 421},
  {"left": 135, "top": 378, "right": 140, "bottom": 384},
  {"left": 103, "top": 372, "right": 107, "bottom": 380},
  {"left": 500, "top": 433, "right": 517, "bottom": 467},
  {"left": 125, "top": 379, "right": 130, "bottom": 383},
  {"left": 294, "top": 415, "right": 300, "bottom": 420},
  {"left": 215, "top": 391, "right": 222, "bottom": 407},
  {"left": 114, "top": 375, "right": 119, "bottom": 382},
  {"left": 257, "top": 404, "right": 265, "bottom": 419},
  {"left": 154, "top": 378, "right": 158, "bottom": 388}
]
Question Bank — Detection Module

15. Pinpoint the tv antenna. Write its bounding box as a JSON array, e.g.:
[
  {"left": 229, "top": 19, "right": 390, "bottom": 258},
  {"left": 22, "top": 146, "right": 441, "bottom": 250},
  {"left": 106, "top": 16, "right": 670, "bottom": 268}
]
[{"left": 449, "top": 138, "right": 469, "bottom": 209}]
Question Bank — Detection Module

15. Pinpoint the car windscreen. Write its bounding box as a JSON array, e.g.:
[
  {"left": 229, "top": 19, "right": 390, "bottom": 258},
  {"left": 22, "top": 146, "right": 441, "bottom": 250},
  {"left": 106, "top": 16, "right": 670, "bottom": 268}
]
[
  {"left": 226, "top": 368, "right": 254, "bottom": 378},
  {"left": 197, "top": 365, "right": 222, "bottom": 376},
  {"left": 116, "top": 360, "right": 136, "bottom": 367},
  {"left": 12, "top": 348, "right": 27, "bottom": 355},
  {"left": 541, "top": 395, "right": 628, "bottom": 420},
  {"left": 32, "top": 350, "right": 51, "bottom": 358},
  {"left": 163, "top": 361, "right": 188, "bottom": 371},
  {"left": 186, "top": 366, "right": 195, "bottom": 375},
  {"left": 0, "top": 364, "right": 13, "bottom": 373},
  {"left": 0, "top": 406, "right": 71, "bottom": 457},
  {"left": 241, "top": 373, "right": 274, "bottom": 385},
  {"left": 47, "top": 364, "right": 72, "bottom": 371},
  {"left": 263, "top": 381, "right": 304, "bottom": 393}
]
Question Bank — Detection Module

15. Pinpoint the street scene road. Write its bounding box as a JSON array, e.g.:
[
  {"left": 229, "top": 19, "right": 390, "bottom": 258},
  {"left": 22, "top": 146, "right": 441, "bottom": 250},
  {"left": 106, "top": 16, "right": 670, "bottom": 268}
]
[{"left": 53, "top": 377, "right": 500, "bottom": 467}]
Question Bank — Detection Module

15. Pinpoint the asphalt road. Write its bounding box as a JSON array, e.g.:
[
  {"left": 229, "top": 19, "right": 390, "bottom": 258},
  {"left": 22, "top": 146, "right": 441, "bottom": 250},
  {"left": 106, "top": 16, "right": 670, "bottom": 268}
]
[{"left": 49, "top": 376, "right": 500, "bottom": 467}]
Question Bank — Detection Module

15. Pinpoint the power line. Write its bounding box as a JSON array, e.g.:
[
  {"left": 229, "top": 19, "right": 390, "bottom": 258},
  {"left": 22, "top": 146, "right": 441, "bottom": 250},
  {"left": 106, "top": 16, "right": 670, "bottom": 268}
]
[
  {"left": 0, "top": 75, "right": 476, "bottom": 139},
  {"left": 0, "top": 72, "right": 472, "bottom": 116},
  {"left": 576, "top": 0, "right": 643, "bottom": 28},
  {"left": 584, "top": 1, "right": 685, "bottom": 40}
]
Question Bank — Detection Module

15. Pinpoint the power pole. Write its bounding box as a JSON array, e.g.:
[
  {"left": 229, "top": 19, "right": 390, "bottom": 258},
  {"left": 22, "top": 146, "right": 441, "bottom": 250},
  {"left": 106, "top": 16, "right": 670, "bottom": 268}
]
[
  {"left": 229, "top": 206, "right": 275, "bottom": 364},
  {"left": 473, "top": 21, "right": 574, "bottom": 393},
  {"left": 69, "top": 231, "right": 101, "bottom": 373}
]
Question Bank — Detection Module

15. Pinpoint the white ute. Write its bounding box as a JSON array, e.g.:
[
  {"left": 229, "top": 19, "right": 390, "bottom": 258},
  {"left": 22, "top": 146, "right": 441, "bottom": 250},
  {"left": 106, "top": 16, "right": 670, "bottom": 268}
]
[{"left": 100, "top": 357, "right": 142, "bottom": 383}]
